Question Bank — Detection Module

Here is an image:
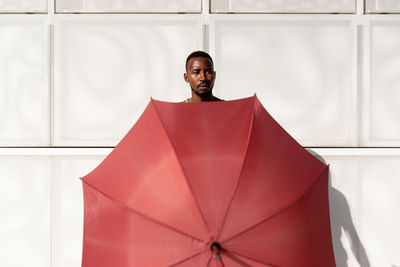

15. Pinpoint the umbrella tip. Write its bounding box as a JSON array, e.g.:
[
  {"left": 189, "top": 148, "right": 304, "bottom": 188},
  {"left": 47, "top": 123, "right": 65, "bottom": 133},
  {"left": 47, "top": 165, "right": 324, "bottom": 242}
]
[
  {"left": 210, "top": 242, "right": 222, "bottom": 260},
  {"left": 253, "top": 92, "right": 257, "bottom": 97}
]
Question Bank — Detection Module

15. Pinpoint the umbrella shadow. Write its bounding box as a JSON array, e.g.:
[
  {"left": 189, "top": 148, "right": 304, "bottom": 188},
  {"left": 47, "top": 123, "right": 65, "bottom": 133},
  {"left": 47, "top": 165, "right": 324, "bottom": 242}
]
[{"left": 311, "top": 153, "right": 370, "bottom": 267}]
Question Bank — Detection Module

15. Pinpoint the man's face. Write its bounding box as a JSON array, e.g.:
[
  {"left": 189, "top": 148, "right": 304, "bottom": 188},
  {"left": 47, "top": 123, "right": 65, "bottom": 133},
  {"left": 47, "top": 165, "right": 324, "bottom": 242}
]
[{"left": 184, "top": 57, "right": 216, "bottom": 97}]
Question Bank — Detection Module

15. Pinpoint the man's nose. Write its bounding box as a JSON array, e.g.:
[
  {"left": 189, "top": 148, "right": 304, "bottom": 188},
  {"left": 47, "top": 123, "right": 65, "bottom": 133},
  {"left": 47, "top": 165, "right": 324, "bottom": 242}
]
[{"left": 199, "top": 71, "right": 207, "bottom": 81}]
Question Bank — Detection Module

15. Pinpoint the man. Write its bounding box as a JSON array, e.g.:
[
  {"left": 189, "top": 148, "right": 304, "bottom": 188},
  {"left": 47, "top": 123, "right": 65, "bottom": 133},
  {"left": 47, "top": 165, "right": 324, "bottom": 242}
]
[{"left": 183, "top": 51, "right": 222, "bottom": 103}]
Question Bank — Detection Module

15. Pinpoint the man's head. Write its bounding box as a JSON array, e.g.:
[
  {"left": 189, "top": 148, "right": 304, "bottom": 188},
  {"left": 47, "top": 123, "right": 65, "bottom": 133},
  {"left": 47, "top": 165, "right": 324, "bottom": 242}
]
[{"left": 184, "top": 51, "right": 216, "bottom": 99}]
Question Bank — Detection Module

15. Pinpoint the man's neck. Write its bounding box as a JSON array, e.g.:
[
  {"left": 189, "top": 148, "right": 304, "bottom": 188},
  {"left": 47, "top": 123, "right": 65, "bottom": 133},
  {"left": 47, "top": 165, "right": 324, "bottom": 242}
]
[{"left": 189, "top": 94, "right": 220, "bottom": 103}]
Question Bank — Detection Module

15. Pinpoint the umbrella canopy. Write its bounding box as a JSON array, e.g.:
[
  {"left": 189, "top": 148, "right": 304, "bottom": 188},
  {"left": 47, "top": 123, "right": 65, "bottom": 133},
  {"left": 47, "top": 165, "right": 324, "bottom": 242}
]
[{"left": 81, "top": 96, "right": 336, "bottom": 267}]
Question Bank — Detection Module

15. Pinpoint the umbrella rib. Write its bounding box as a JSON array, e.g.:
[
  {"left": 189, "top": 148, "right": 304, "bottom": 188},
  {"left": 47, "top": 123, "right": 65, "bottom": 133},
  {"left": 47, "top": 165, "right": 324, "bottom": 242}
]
[
  {"left": 82, "top": 179, "right": 205, "bottom": 244},
  {"left": 221, "top": 166, "right": 329, "bottom": 243},
  {"left": 225, "top": 250, "right": 281, "bottom": 267},
  {"left": 217, "top": 97, "right": 256, "bottom": 240},
  {"left": 220, "top": 249, "right": 252, "bottom": 267},
  {"left": 206, "top": 254, "right": 213, "bottom": 267},
  {"left": 151, "top": 100, "right": 210, "bottom": 234},
  {"left": 168, "top": 250, "right": 207, "bottom": 266}
]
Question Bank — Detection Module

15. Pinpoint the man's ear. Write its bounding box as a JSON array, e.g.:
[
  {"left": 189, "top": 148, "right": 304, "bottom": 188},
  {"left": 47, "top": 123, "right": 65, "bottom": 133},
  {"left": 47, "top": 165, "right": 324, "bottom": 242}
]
[{"left": 184, "top": 73, "right": 188, "bottom": 83}]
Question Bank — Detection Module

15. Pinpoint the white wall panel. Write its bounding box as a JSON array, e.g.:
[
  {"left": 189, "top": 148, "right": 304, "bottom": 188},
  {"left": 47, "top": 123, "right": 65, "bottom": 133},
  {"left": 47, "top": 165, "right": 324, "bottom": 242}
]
[
  {"left": 0, "top": 156, "right": 51, "bottom": 267},
  {"left": 210, "top": 18, "right": 356, "bottom": 146},
  {"left": 54, "top": 17, "right": 202, "bottom": 146},
  {"left": 52, "top": 156, "right": 105, "bottom": 267},
  {"left": 366, "top": 0, "right": 400, "bottom": 13},
  {"left": 0, "top": 19, "right": 49, "bottom": 146},
  {"left": 316, "top": 152, "right": 400, "bottom": 267},
  {"left": 323, "top": 155, "right": 361, "bottom": 267},
  {"left": 363, "top": 20, "right": 400, "bottom": 146},
  {"left": 0, "top": 0, "right": 46, "bottom": 12},
  {"left": 56, "top": 0, "right": 201, "bottom": 13},
  {"left": 211, "top": 0, "right": 355, "bottom": 13},
  {"left": 359, "top": 157, "right": 400, "bottom": 267}
]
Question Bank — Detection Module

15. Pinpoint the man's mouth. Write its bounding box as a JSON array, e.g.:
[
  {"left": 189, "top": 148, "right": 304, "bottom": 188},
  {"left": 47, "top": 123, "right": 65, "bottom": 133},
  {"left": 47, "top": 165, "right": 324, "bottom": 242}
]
[{"left": 198, "top": 83, "right": 209, "bottom": 88}]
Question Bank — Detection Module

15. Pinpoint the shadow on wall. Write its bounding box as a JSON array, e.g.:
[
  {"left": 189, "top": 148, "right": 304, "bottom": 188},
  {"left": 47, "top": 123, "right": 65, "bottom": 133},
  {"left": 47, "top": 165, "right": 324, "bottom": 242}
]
[
  {"left": 312, "top": 153, "right": 370, "bottom": 267},
  {"left": 329, "top": 180, "right": 370, "bottom": 267}
]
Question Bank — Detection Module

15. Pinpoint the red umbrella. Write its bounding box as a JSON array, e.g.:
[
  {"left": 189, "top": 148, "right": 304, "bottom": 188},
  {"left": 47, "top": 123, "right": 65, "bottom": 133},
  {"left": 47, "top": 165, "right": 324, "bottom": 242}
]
[{"left": 80, "top": 96, "right": 336, "bottom": 267}]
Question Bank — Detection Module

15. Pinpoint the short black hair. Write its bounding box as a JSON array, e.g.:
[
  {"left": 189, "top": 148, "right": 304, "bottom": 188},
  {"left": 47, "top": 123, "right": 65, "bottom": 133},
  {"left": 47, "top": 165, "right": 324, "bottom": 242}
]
[{"left": 185, "top": 51, "right": 214, "bottom": 71}]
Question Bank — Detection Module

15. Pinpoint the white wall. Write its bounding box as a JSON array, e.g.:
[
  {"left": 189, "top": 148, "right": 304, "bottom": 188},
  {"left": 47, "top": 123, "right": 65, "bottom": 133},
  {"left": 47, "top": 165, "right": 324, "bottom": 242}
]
[{"left": 0, "top": 0, "right": 399, "bottom": 266}]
